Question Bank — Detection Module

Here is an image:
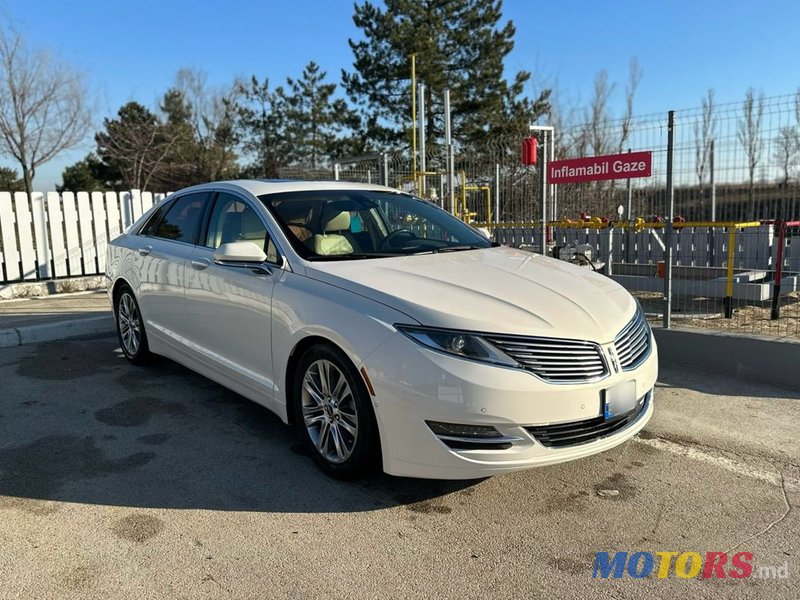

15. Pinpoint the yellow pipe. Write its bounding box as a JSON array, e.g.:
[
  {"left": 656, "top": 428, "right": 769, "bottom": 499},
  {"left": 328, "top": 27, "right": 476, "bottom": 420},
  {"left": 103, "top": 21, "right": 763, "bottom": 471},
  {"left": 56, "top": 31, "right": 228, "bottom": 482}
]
[
  {"left": 465, "top": 185, "right": 492, "bottom": 230},
  {"left": 410, "top": 54, "right": 417, "bottom": 193},
  {"left": 726, "top": 227, "right": 736, "bottom": 298},
  {"left": 488, "top": 220, "right": 762, "bottom": 231}
]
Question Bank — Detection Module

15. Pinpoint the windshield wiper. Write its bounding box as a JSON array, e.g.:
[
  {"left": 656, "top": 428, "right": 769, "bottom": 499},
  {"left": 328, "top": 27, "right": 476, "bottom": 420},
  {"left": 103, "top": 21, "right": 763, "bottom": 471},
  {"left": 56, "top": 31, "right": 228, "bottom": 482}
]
[
  {"left": 432, "top": 244, "right": 486, "bottom": 253},
  {"left": 312, "top": 252, "right": 404, "bottom": 260}
]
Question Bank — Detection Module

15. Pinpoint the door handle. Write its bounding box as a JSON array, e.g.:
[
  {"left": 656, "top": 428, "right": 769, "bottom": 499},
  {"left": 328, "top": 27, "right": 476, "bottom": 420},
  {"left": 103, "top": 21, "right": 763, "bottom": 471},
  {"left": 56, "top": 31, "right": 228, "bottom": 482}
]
[
  {"left": 191, "top": 258, "right": 211, "bottom": 270},
  {"left": 138, "top": 246, "right": 152, "bottom": 256}
]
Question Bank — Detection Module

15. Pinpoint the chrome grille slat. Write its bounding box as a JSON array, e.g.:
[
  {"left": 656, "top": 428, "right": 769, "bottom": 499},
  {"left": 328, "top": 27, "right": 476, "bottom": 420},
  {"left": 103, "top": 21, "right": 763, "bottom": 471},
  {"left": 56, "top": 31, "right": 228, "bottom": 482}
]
[
  {"left": 532, "top": 365, "right": 606, "bottom": 371},
  {"left": 616, "top": 326, "right": 647, "bottom": 350},
  {"left": 518, "top": 360, "right": 607, "bottom": 366},
  {"left": 613, "top": 310, "right": 652, "bottom": 370},
  {"left": 618, "top": 333, "right": 648, "bottom": 356},
  {"left": 500, "top": 348, "right": 599, "bottom": 356},
  {"left": 484, "top": 334, "right": 608, "bottom": 383}
]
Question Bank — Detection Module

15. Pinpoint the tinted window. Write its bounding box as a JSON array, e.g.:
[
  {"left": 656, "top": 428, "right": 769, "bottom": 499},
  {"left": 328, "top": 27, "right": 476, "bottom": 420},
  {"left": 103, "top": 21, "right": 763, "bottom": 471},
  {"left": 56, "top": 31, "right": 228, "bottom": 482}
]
[
  {"left": 155, "top": 193, "right": 207, "bottom": 243},
  {"left": 139, "top": 200, "right": 172, "bottom": 236}
]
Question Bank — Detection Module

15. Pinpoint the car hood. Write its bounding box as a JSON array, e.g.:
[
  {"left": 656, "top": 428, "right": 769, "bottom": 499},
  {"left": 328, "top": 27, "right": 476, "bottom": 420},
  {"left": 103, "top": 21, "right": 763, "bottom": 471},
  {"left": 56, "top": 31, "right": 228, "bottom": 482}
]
[{"left": 305, "top": 246, "right": 636, "bottom": 343}]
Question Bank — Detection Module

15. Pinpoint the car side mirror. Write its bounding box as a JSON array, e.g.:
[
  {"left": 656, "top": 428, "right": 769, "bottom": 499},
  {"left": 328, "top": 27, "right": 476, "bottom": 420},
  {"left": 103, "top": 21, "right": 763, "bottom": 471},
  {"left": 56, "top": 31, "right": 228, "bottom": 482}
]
[{"left": 213, "top": 241, "right": 267, "bottom": 264}]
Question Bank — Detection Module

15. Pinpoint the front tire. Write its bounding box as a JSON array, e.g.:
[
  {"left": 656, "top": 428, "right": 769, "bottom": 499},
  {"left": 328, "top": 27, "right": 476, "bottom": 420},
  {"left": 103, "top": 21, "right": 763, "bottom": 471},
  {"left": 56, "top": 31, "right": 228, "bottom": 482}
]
[
  {"left": 293, "top": 344, "right": 380, "bottom": 479},
  {"left": 115, "top": 284, "right": 152, "bottom": 365}
]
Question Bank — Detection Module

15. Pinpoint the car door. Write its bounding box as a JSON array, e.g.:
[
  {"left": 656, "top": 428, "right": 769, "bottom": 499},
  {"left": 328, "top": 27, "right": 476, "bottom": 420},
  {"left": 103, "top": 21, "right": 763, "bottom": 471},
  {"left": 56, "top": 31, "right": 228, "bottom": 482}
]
[
  {"left": 134, "top": 191, "right": 209, "bottom": 345},
  {"left": 183, "top": 191, "right": 280, "bottom": 397}
]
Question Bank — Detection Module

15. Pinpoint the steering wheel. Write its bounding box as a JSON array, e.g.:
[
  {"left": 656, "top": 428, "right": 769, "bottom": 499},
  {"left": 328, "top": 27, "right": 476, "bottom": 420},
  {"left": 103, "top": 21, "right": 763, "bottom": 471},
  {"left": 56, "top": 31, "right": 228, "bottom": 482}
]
[{"left": 380, "top": 229, "right": 417, "bottom": 251}]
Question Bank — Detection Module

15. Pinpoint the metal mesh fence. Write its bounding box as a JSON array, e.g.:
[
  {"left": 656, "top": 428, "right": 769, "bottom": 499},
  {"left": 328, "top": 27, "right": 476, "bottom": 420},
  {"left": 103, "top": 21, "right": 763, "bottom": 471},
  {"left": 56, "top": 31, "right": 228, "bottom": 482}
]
[
  {"left": 278, "top": 93, "right": 800, "bottom": 339},
  {"left": 287, "top": 93, "right": 800, "bottom": 224}
]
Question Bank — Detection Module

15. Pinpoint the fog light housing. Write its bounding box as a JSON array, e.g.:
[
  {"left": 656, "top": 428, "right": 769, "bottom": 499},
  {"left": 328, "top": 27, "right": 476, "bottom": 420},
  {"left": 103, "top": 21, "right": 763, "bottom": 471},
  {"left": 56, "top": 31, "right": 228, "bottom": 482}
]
[
  {"left": 426, "top": 421, "right": 520, "bottom": 451},
  {"left": 426, "top": 421, "right": 503, "bottom": 438}
]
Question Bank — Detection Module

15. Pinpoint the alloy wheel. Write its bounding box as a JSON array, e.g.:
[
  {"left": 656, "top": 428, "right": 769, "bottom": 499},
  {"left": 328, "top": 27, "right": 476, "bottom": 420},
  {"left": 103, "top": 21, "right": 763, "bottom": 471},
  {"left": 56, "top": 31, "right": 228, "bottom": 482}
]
[
  {"left": 301, "top": 359, "right": 359, "bottom": 463},
  {"left": 118, "top": 292, "right": 142, "bottom": 357}
]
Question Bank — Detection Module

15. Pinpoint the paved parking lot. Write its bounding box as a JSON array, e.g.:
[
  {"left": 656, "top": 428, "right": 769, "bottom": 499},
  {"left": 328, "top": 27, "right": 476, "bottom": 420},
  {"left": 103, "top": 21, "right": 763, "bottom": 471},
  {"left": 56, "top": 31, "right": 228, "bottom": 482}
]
[{"left": 0, "top": 335, "right": 798, "bottom": 599}]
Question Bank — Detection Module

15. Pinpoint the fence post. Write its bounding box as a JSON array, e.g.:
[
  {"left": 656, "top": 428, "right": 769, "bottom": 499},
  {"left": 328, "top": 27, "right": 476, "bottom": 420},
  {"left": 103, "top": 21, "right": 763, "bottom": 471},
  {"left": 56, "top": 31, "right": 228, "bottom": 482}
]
[
  {"left": 625, "top": 148, "right": 633, "bottom": 263},
  {"left": 539, "top": 139, "right": 548, "bottom": 255},
  {"left": 709, "top": 140, "right": 716, "bottom": 222},
  {"left": 32, "top": 192, "right": 51, "bottom": 279},
  {"left": 495, "top": 163, "right": 500, "bottom": 224},
  {"left": 663, "top": 111, "right": 675, "bottom": 329},
  {"left": 724, "top": 227, "right": 736, "bottom": 318},
  {"left": 770, "top": 221, "right": 785, "bottom": 320},
  {"left": 418, "top": 82, "right": 426, "bottom": 196},
  {"left": 381, "top": 152, "right": 390, "bottom": 187},
  {"left": 333, "top": 163, "right": 340, "bottom": 181}
]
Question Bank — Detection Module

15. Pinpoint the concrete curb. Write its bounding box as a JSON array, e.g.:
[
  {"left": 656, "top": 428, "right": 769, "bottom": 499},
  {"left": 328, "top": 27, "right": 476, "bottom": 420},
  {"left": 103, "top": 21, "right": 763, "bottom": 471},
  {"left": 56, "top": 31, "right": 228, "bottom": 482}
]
[
  {"left": 0, "top": 315, "right": 115, "bottom": 348},
  {"left": 653, "top": 327, "right": 800, "bottom": 391}
]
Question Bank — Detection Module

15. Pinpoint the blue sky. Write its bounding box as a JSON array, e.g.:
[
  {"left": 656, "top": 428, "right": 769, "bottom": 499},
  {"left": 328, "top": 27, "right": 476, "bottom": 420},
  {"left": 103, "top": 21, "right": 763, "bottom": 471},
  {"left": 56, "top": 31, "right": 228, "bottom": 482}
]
[{"left": 2, "top": 0, "right": 799, "bottom": 190}]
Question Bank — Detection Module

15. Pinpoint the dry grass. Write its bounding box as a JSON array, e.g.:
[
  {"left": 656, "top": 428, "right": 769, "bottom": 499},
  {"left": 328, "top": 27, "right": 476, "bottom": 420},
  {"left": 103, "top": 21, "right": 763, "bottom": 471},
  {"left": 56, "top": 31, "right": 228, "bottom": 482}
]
[{"left": 636, "top": 291, "right": 800, "bottom": 340}]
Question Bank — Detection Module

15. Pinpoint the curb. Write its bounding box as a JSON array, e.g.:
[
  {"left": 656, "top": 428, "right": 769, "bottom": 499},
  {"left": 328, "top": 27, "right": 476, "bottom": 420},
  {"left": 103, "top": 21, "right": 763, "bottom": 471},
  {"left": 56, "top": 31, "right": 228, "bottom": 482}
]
[
  {"left": 653, "top": 327, "right": 800, "bottom": 391},
  {"left": 0, "top": 314, "right": 116, "bottom": 348}
]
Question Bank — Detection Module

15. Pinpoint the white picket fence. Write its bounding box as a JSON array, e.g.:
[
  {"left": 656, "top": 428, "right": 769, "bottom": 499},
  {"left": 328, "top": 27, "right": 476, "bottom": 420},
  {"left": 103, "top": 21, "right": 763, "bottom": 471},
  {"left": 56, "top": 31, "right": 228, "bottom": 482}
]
[{"left": 0, "top": 190, "right": 169, "bottom": 284}]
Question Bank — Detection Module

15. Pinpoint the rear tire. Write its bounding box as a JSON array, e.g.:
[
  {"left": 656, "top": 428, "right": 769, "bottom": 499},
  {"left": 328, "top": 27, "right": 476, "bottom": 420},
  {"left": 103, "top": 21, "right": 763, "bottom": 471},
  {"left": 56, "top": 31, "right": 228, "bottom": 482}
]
[
  {"left": 115, "top": 284, "right": 152, "bottom": 365},
  {"left": 292, "top": 344, "right": 380, "bottom": 479}
]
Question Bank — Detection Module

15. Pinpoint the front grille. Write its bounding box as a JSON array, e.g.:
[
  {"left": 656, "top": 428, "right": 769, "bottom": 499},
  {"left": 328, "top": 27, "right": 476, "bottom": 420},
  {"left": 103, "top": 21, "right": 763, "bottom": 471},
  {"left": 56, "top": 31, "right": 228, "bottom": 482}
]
[
  {"left": 483, "top": 334, "right": 608, "bottom": 383},
  {"left": 614, "top": 310, "right": 651, "bottom": 370},
  {"left": 526, "top": 393, "right": 649, "bottom": 448}
]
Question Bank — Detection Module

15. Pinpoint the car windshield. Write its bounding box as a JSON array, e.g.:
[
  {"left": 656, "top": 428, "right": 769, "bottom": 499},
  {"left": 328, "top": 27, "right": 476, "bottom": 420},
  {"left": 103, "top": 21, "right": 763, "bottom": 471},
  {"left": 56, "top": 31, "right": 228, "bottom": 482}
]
[{"left": 259, "top": 190, "right": 494, "bottom": 260}]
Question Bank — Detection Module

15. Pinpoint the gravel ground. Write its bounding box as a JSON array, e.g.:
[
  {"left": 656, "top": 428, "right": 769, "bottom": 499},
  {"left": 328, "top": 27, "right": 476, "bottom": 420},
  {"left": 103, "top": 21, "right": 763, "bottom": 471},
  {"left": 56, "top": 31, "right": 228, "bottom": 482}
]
[{"left": 636, "top": 291, "right": 800, "bottom": 340}]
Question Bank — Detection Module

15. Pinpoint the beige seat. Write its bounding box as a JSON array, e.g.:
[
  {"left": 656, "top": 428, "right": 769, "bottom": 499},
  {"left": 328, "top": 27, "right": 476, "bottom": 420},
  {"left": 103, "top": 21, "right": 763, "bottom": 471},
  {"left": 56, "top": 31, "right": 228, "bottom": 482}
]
[{"left": 314, "top": 211, "right": 353, "bottom": 256}]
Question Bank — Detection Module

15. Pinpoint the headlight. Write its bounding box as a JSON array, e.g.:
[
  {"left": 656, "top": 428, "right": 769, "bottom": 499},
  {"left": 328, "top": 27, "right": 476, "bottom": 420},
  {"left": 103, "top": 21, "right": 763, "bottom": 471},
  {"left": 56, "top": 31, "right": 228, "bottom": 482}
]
[{"left": 395, "top": 325, "right": 519, "bottom": 367}]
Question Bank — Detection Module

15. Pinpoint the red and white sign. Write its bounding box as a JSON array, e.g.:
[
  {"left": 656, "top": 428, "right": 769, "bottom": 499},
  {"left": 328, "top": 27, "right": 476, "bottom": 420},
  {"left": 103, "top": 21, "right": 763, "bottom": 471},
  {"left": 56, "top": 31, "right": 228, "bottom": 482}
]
[{"left": 548, "top": 151, "right": 652, "bottom": 184}]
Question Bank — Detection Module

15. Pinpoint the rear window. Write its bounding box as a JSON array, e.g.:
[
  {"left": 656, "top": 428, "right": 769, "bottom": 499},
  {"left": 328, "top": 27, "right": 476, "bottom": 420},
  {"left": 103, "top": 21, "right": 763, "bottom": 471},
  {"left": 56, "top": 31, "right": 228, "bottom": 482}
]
[{"left": 154, "top": 192, "right": 207, "bottom": 244}]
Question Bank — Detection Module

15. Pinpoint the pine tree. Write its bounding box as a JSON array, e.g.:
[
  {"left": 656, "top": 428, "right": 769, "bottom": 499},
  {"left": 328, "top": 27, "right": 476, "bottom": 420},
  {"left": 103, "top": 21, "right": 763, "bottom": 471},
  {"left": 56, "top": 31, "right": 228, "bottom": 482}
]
[
  {"left": 95, "top": 102, "right": 176, "bottom": 191},
  {"left": 282, "top": 62, "right": 358, "bottom": 169},
  {"left": 342, "top": 0, "right": 549, "bottom": 148},
  {"left": 0, "top": 166, "right": 24, "bottom": 192},
  {"left": 57, "top": 154, "right": 121, "bottom": 191},
  {"left": 230, "top": 76, "right": 286, "bottom": 178}
]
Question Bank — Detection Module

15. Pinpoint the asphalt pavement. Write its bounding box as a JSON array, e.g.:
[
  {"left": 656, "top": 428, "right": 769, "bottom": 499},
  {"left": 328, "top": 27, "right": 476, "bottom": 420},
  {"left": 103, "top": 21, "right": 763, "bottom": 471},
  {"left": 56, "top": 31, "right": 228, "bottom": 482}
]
[{"left": 0, "top": 335, "right": 797, "bottom": 599}]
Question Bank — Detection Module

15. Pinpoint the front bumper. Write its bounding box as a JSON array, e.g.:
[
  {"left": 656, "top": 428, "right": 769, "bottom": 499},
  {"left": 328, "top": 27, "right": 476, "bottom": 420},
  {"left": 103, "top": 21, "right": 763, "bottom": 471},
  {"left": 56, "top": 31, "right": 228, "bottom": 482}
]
[{"left": 363, "top": 330, "right": 658, "bottom": 479}]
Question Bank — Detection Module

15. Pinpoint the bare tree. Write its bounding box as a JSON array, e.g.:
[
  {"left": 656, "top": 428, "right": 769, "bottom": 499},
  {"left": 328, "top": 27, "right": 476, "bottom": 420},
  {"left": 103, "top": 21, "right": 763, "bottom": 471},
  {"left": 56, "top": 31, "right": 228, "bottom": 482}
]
[
  {"left": 773, "top": 127, "right": 799, "bottom": 186},
  {"left": 737, "top": 88, "right": 764, "bottom": 219},
  {"left": 694, "top": 89, "right": 715, "bottom": 187},
  {"left": 618, "top": 57, "right": 643, "bottom": 153},
  {"left": 0, "top": 24, "right": 90, "bottom": 195},
  {"left": 587, "top": 70, "right": 614, "bottom": 156},
  {"left": 171, "top": 68, "right": 238, "bottom": 180}
]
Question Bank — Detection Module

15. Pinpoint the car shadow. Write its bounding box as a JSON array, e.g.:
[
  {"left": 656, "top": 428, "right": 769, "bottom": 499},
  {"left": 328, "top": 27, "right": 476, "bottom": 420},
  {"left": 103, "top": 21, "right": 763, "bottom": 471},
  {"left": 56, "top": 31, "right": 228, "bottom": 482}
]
[{"left": 0, "top": 337, "right": 479, "bottom": 514}]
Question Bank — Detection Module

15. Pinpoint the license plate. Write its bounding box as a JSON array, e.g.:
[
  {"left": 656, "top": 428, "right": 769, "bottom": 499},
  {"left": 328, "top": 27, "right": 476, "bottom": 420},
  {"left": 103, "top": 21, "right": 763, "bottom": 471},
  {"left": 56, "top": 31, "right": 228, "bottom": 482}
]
[{"left": 603, "top": 380, "right": 637, "bottom": 420}]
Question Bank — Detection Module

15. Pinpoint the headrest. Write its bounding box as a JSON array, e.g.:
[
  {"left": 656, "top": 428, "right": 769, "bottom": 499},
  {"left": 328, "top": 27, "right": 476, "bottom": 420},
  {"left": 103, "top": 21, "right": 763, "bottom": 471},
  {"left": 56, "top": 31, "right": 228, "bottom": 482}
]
[{"left": 323, "top": 211, "right": 351, "bottom": 232}]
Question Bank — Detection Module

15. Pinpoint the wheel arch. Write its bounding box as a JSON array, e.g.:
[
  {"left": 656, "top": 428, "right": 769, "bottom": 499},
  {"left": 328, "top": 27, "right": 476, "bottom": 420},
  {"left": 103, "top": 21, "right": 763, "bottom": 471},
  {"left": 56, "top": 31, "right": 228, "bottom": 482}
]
[
  {"left": 111, "top": 277, "right": 133, "bottom": 313},
  {"left": 285, "top": 335, "right": 346, "bottom": 425}
]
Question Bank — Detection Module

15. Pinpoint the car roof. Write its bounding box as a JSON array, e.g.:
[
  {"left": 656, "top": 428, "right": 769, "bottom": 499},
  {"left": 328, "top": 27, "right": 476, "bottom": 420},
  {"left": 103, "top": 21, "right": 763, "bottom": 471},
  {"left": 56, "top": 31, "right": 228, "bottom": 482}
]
[{"left": 173, "top": 179, "right": 404, "bottom": 198}]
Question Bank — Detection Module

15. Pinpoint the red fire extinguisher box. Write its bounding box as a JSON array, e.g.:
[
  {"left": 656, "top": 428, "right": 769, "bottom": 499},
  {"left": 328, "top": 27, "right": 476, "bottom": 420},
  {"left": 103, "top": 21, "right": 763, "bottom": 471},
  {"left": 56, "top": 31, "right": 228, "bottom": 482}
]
[{"left": 522, "top": 137, "right": 538, "bottom": 165}]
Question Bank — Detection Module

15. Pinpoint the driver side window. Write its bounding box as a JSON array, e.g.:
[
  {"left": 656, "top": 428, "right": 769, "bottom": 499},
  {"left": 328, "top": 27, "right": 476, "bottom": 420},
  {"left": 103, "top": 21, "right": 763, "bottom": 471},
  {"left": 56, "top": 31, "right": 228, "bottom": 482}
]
[{"left": 205, "top": 193, "right": 279, "bottom": 263}]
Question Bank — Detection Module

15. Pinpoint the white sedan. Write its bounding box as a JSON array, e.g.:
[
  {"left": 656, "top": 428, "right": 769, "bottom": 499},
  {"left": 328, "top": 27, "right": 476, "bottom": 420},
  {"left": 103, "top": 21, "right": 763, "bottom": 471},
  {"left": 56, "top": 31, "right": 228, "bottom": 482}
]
[{"left": 107, "top": 180, "right": 657, "bottom": 479}]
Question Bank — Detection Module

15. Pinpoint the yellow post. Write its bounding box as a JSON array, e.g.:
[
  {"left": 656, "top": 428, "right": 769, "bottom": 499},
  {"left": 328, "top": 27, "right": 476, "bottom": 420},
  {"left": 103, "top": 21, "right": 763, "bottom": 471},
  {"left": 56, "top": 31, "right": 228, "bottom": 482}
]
[
  {"left": 724, "top": 226, "right": 736, "bottom": 318},
  {"left": 486, "top": 188, "right": 492, "bottom": 231},
  {"left": 459, "top": 172, "right": 466, "bottom": 218},
  {"left": 410, "top": 54, "right": 417, "bottom": 192}
]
